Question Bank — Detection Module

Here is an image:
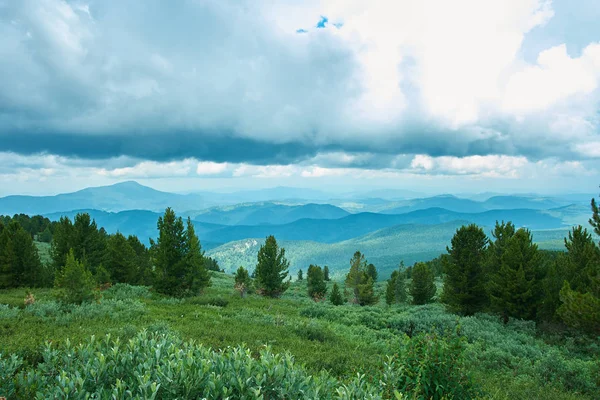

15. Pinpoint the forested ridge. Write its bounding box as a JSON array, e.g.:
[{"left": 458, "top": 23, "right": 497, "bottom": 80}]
[{"left": 0, "top": 193, "right": 599, "bottom": 399}]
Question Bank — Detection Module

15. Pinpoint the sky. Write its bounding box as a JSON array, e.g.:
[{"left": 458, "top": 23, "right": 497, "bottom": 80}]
[{"left": 0, "top": 0, "right": 599, "bottom": 196}]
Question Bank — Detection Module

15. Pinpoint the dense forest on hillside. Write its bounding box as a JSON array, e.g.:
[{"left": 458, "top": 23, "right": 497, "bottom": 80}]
[{"left": 0, "top": 195, "right": 599, "bottom": 398}]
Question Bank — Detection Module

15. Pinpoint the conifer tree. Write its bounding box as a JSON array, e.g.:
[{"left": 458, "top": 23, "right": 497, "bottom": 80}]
[
  {"left": 54, "top": 249, "right": 96, "bottom": 304},
  {"left": 410, "top": 262, "right": 436, "bottom": 305},
  {"left": 234, "top": 266, "right": 252, "bottom": 297},
  {"left": 323, "top": 265, "right": 330, "bottom": 281},
  {"left": 297, "top": 269, "right": 303, "bottom": 281},
  {"left": 442, "top": 224, "right": 489, "bottom": 315},
  {"left": 385, "top": 270, "right": 398, "bottom": 305},
  {"left": 127, "top": 235, "right": 154, "bottom": 285},
  {"left": 183, "top": 217, "right": 210, "bottom": 294},
  {"left": 0, "top": 224, "right": 15, "bottom": 288},
  {"left": 395, "top": 265, "right": 407, "bottom": 303},
  {"left": 255, "top": 235, "right": 290, "bottom": 297},
  {"left": 11, "top": 224, "right": 43, "bottom": 287},
  {"left": 104, "top": 232, "right": 138, "bottom": 284},
  {"left": 153, "top": 208, "right": 187, "bottom": 296},
  {"left": 366, "top": 263, "right": 378, "bottom": 282},
  {"left": 330, "top": 282, "right": 344, "bottom": 305},
  {"left": 489, "top": 228, "right": 541, "bottom": 323},
  {"left": 345, "top": 251, "right": 367, "bottom": 303},
  {"left": 50, "top": 216, "right": 74, "bottom": 271},
  {"left": 307, "top": 264, "right": 327, "bottom": 300}
]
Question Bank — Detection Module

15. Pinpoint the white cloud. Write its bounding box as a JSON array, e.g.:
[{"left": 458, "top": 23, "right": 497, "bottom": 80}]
[
  {"left": 98, "top": 159, "right": 195, "bottom": 178},
  {"left": 196, "top": 161, "right": 229, "bottom": 175}
]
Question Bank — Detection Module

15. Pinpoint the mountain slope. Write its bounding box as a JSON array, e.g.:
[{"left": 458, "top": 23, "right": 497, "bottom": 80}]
[
  {"left": 207, "top": 222, "right": 571, "bottom": 278},
  {"left": 205, "top": 207, "right": 565, "bottom": 244}
]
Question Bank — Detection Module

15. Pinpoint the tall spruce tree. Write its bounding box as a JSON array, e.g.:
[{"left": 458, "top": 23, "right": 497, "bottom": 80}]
[
  {"left": 442, "top": 224, "right": 489, "bottom": 315},
  {"left": 345, "top": 251, "right": 377, "bottom": 305},
  {"left": 183, "top": 217, "right": 210, "bottom": 294},
  {"left": 50, "top": 216, "right": 75, "bottom": 271},
  {"left": 489, "top": 228, "right": 541, "bottom": 323},
  {"left": 386, "top": 270, "right": 398, "bottom": 305},
  {"left": 11, "top": 223, "right": 43, "bottom": 287},
  {"left": 104, "top": 232, "right": 138, "bottom": 284},
  {"left": 297, "top": 269, "right": 303, "bottom": 281},
  {"left": 330, "top": 282, "right": 344, "bottom": 305},
  {"left": 410, "top": 262, "right": 436, "bottom": 305},
  {"left": 127, "top": 235, "right": 154, "bottom": 285},
  {"left": 255, "top": 235, "right": 290, "bottom": 297},
  {"left": 307, "top": 264, "right": 327, "bottom": 300},
  {"left": 0, "top": 223, "right": 15, "bottom": 288},
  {"left": 153, "top": 208, "right": 187, "bottom": 296}
]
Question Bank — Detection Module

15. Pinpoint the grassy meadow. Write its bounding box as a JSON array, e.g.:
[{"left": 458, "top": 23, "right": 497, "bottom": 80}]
[{"left": 1, "top": 272, "right": 598, "bottom": 399}]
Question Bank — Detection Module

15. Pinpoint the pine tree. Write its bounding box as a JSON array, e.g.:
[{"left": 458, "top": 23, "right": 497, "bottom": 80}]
[
  {"left": 234, "top": 266, "right": 252, "bottom": 297},
  {"left": 38, "top": 226, "right": 53, "bottom": 243},
  {"left": 307, "top": 264, "right": 327, "bottom": 300},
  {"left": 104, "top": 232, "right": 138, "bottom": 284},
  {"left": 558, "top": 282, "right": 600, "bottom": 334},
  {"left": 385, "top": 270, "right": 398, "bottom": 305},
  {"left": 127, "top": 235, "right": 154, "bottom": 285},
  {"left": 590, "top": 189, "right": 600, "bottom": 240},
  {"left": 54, "top": 249, "right": 96, "bottom": 304},
  {"left": 323, "top": 265, "right": 330, "bottom": 281},
  {"left": 11, "top": 224, "right": 43, "bottom": 287},
  {"left": 72, "top": 213, "right": 106, "bottom": 272},
  {"left": 183, "top": 217, "right": 210, "bottom": 294},
  {"left": 330, "top": 282, "right": 344, "bottom": 305},
  {"left": 255, "top": 235, "right": 290, "bottom": 297},
  {"left": 50, "top": 216, "right": 74, "bottom": 271},
  {"left": 395, "top": 265, "right": 407, "bottom": 303},
  {"left": 410, "top": 262, "right": 436, "bottom": 305},
  {"left": 153, "top": 208, "right": 187, "bottom": 296},
  {"left": 366, "top": 263, "right": 378, "bottom": 282},
  {"left": 0, "top": 224, "right": 15, "bottom": 288},
  {"left": 489, "top": 228, "right": 541, "bottom": 322},
  {"left": 297, "top": 269, "right": 303, "bottom": 281},
  {"left": 345, "top": 251, "right": 367, "bottom": 303},
  {"left": 345, "top": 251, "right": 378, "bottom": 305},
  {"left": 562, "top": 226, "right": 600, "bottom": 294},
  {"left": 442, "top": 224, "right": 489, "bottom": 315}
]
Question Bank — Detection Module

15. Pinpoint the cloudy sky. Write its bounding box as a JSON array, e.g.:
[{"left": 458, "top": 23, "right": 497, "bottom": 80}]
[{"left": 0, "top": 0, "right": 599, "bottom": 196}]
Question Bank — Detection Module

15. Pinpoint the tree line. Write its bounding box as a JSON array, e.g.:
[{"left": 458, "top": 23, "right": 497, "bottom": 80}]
[{"left": 0, "top": 208, "right": 222, "bottom": 298}]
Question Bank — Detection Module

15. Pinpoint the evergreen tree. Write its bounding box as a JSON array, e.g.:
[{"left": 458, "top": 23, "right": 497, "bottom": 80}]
[
  {"left": 590, "top": 189, "right": 600, "bottom": 240},
  {"left": 297, "top": 269, "right": 303, "bottom": 281},
  {"left": 255, "top": 235, "right": 290, "bottom": 297},
  {"left": 410, "top": 262, "right": 436, "bottom": 305},
  {"left": 563, "top": 226, "right": 600, "bottom": 294},
  {"left": 54, "top": 249, "right": 96, "bottom": 304},
  {"left": 50, "top": 216, "right": 74, "bottom": 271},
  {"left": 395, "top": 263, "right": 407, "bottom": 303},
  {"left": 486, "top": 221, "right": 516, "bottom": 276},
  {"left": 11, "top": 224, "right": 43, "bottom": 287},
  {"left": 104, "top": 232, "right": 138, "bottom": 284},
  {"left": 127, "top": 235, "right": 154, "bottom": 285},
  {"left": 442, "top": 224, "right": 489, "bottom": 315},
  {"left": 385, "top": 270, "right": 398, "bottom": 305},
  {"left": 0, "top": 224, "right": 15, "bottom": 288},
  {"left": 558, "top": 282, "right": 600, "bottom": 334},
  {"left": 330, "top": 282, "right": 344, "bottom": 305},
  {"left": 307, "top": 264, "right": 327, "bottom": 300},
  {"left": 345, "top": 251, "right": 367, "bottom": 304},
  {"left": 153, "top": 208, "right": 187, "bottom": 296},
  {"left": 183, "top": 217, "right": 210, "bottom": 294},
  {"left": 234, "top": 266, "right": 252, "bottom": 297},
  {"left": 366, "top": 263, "right": 378, "bottom": 282},
  {"left": 323, "top": 265, "right": 330, "bottom": 281},
  {"left": 489, "top": 228, "right": 541, "bottom": 323},
  {"left": 72, "top": 213, "right": 106, "bottom": 272}
]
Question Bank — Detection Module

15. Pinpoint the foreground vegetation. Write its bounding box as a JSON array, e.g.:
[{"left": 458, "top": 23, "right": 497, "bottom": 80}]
[
  {"left": 1, "top": 277, "right": 599, "bottom": 399},
  {"left": 1, "top": 194, "right": 599, "bottom": 398}
]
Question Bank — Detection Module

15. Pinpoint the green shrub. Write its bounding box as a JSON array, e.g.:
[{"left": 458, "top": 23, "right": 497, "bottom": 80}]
[
  {"left": 0, "top": 304, "right": 19, "bottom": 319},
  {"left": 102, "top": 283, "right": 152, "bottom": 301},
  {"left": 389, "top": 330, "right": 480, "bottom": 400}
]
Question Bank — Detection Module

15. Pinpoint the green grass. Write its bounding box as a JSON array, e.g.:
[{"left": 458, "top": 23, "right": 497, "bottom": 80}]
[{"left": 1, "top": 272, "right": 598, "bottom": 399}]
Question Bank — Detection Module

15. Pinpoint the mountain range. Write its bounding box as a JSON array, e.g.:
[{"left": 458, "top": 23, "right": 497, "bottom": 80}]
[{"left": 2, "top": 181, "right": 596, "bottom": 279}]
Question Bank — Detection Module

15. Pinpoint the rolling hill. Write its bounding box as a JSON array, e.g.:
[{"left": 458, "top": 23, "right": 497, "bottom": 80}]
[
  {"left": 183, "top": 202, "right": 349, "bottom": 225},
  {"left": 207, "top": 222, "right": 572, "bottom": 278}
]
